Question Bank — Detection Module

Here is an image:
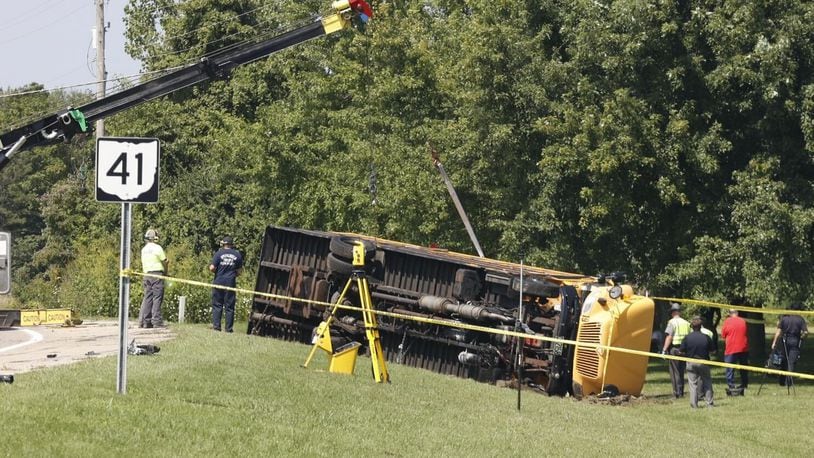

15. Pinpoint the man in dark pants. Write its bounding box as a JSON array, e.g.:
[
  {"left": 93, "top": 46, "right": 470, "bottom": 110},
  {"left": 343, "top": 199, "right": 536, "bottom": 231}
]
[
  {"left": 771, "top": 302, "right": 808, "bottom": 386},
  {"left": 661, "top": 303, "right": 691, "bottom": 398},
  {"left": 721, "top": 309, "right": 749, "bottom": 394},
  {"left": 209, "top": 236, "right": 243, "bottom": 333},
  {"left": 680, "top": 316, "right": 715, "bottom": 408},
  {"left": 139, "top": 228, "right": 168, "bottom": 328}
]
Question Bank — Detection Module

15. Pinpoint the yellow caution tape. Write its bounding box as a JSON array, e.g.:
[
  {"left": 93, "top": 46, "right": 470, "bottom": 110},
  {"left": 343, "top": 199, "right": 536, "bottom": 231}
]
[
  {"left": 122, "top": 270, "right": 814, "bottom": 381},
  {"left": 652, "top": 296, "right": 814, "bottom": 317}
]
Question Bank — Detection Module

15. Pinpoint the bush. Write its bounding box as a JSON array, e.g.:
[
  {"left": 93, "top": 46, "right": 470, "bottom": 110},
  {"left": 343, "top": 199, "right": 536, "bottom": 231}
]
[
  {"left": 57, "top": 238, "right": 119, "bottom": 317},
  {"left": 20, "top": 236, "right": 253, "bottom": 325}
]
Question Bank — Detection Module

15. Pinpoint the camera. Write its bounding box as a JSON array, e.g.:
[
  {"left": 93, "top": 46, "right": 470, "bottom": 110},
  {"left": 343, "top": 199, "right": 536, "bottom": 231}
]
[{"left": 769, "top": 352, "right": 784, "bottom": 369}]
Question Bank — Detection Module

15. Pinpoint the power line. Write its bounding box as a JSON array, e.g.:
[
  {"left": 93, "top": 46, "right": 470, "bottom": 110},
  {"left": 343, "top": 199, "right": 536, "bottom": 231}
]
[
  {"left": 0, "top": 4, "right": 323, "bottom": 130},
  {"left": 0, "top": 68, "right": 176, "bottom": 132},
  {"left": 145, "top": 16, "right": 281, "bottom": 62},
  {"left": 2, "top": 2, "right": 279, "bottom": 95},
  {"left": 134, "top": 4, "right": 290, "bottom": 64},
  {"left": 0, "top": 13, "right": 294, "bottom": 100},
  {"left": 0, "top": 0, "right": 64, "bottom": 33},
  {"left": 0, "top": 67, "right": 183, "bottom": 99},
  {"left": 0, "top": 17, "right": 290, "bottom": 99},
  {"left": 157, "top": 2, "right": 272, "bottom": 44},
  {"left": 0, "top": 3, "right": 88, "bottom": 46}
]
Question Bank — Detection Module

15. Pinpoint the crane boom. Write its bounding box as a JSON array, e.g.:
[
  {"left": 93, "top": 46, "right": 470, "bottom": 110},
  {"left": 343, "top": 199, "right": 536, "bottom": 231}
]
[
  {"left": 428, "top": 143, "right": 486, "bottom": 258},
  {"left": 0, "top": 0, "right": 373, "bottom": 172}
]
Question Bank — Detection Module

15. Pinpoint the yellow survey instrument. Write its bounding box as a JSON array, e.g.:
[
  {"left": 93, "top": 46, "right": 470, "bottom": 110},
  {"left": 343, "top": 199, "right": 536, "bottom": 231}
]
[{"left": 303, "top": 242, "right": 389, "bottom": 383}]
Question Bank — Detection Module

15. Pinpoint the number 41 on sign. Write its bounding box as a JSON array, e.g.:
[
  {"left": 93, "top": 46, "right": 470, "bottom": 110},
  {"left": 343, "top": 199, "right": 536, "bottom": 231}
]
[{"left": 96, "top": 137, "right": 160, "bottom": 203}]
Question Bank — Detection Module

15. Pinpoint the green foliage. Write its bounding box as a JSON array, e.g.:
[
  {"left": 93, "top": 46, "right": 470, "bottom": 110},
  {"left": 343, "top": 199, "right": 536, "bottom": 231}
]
[{"left": 58, "top": 238, "right": 120, "bottom": 317}]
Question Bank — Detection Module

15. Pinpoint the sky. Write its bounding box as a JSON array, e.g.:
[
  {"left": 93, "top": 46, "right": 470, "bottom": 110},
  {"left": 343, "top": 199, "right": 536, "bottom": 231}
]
[{"left": 0, "top": 0, "right": 142, "bottom": 92}]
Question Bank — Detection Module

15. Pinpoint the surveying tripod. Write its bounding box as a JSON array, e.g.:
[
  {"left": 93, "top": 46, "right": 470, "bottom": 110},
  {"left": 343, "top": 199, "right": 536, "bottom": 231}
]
[{"left": 303, "top": 242, "right": 390, "bottom": 383}]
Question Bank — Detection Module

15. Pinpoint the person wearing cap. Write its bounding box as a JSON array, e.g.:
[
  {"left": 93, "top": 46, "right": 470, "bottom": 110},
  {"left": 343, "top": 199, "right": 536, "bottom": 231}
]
[
  {"left": 209, "top": 236, "right": 244, "bottom": 332},
  {"left": 662, "top": 302, "right": 691, "bottom": 398},
  {"left": 680, "top": 316, "right": 715, "bottom": 408},
  {"left": 721, "top": 309, "right": 749, "bottom": 394},
  {"left": 771, "top": 302, "right": 808, "bottom": 386},
  {"left": 139, "top": 228, "right": 168, "bottom": 328}
]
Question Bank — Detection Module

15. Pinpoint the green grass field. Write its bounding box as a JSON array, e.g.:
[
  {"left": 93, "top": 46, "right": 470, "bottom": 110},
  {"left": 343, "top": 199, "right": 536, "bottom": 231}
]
[{"left": 1, "top": 324, "right": 811, "bottom": 457}]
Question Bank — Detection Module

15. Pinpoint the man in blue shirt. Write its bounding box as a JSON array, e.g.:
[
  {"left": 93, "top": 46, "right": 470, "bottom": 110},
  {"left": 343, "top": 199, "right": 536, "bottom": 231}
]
[
  {"left": 680, "top": 316, "right": 715, "bottom": 408},
  {"left": 209, "top": 236, "right": 243, "bottom": 332}
]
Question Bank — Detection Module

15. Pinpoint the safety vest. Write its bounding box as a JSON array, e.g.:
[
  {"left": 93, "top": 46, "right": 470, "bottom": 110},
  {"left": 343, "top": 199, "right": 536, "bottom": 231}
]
[
  {"left": 668, "top": 317, "right": 691, "bottom": 345},
  {"left": 141, "top": 242, "right": 166, "bottom": 273}
]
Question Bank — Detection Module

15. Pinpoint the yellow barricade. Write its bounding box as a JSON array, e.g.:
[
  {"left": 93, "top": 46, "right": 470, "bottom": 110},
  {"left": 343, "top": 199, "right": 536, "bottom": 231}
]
[{"left": 20, "top": 308, "right": 74, "bottom": 326}]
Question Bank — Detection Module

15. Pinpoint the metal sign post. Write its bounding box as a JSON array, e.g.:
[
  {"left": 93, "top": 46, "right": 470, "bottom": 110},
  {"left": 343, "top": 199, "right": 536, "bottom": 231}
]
[
  {"left": 117, "top": 203, "right": 132, "bottom": 393},
  {"left": 96, "top": 137, "right": 160, "bottom": 394}
]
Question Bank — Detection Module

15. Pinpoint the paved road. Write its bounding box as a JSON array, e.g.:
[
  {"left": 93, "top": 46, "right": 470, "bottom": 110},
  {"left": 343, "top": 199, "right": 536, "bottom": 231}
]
[{"left": 0, "top": 320, "right": 173, "bottom": 374}]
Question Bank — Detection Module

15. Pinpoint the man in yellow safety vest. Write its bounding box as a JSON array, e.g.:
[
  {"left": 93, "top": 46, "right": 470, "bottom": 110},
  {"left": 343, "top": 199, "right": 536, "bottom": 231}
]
[
  {"left": 662, "top": 303, "right": 691, "bottom": 398},
  {"left": 139, "top": 228, "right": 168, "bottom": 328}
]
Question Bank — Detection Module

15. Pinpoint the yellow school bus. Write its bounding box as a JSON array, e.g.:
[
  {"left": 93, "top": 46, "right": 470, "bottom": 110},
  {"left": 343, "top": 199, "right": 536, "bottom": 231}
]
[{"left": 572, "top": 285, "right": 655, "bottom": 397}]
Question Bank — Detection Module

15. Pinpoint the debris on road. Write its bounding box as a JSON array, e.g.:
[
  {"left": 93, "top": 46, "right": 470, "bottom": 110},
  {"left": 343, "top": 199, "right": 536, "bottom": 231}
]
[{"left": 128, "top": 339, "right": 160, "bottom": 355}]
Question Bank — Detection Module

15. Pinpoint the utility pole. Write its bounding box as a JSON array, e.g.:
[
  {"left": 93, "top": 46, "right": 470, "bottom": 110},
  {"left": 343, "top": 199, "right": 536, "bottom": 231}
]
[
  {"left": 95, "top": 0, "right": 129, "bottom": 395},
  {"left": 95, "top": 0, "right": 106, "bottom": 137}
]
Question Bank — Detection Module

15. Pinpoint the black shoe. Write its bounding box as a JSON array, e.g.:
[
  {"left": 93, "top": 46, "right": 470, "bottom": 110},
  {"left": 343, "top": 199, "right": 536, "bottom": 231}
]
[
  {"left": 152, "top": 323, "right": 168, "bottom": 328},
  {"left": 726, "top": 387, "right": 744, "bottom": 396}
]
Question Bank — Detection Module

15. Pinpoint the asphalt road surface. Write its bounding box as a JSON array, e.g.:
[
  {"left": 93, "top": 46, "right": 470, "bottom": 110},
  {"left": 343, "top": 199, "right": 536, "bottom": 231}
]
[{"left": 0, "top": 321, "right": 173, "bottom": 374}]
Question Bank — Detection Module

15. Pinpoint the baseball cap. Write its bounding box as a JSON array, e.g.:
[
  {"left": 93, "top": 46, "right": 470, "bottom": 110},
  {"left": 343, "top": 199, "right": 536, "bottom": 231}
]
[
  {"left": 220, "top": 236, "right": 234, "bottom": 245},
  {"left": 669, "top": 303, "right": 681, "bottom": 312}
]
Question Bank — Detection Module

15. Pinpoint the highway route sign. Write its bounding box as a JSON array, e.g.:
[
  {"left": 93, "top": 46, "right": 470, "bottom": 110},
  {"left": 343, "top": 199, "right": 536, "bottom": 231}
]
[{"left": 96, "top": 137, "right": 160, "bottom": 203}]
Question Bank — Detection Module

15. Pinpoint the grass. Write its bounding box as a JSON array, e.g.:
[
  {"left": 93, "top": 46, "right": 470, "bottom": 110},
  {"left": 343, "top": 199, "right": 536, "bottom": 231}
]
[{"left": 1, "top": 324, "right": 811, "bottom": 457}]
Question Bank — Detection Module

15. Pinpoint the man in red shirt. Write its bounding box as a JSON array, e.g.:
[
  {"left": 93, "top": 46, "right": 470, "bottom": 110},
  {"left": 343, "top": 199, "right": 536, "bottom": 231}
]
[{"left": 721, "top": 309, "right": 749, "bottom": 394}]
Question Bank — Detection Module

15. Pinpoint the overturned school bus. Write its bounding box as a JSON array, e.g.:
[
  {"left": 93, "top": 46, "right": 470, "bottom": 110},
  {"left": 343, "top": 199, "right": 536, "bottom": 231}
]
[{"left": 248, "top": 226, "right": 654, "bottom": 397}]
